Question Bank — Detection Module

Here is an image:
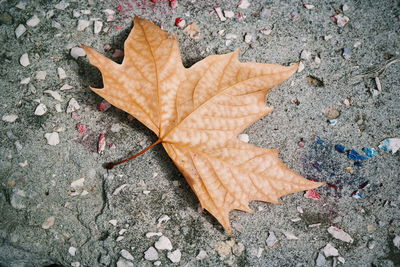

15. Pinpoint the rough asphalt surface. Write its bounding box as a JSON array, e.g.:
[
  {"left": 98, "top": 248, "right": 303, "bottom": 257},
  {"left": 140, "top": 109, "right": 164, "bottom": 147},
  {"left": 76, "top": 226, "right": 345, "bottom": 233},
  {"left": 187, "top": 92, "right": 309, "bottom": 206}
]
[{"left": 1, "top": 0, "right": 400, "bottom": 266}]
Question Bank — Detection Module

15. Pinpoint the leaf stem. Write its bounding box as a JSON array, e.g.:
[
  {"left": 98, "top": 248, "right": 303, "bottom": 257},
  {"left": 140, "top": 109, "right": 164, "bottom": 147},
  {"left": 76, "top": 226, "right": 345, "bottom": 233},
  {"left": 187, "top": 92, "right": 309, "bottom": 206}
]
[{"left": 104, "top": 138, "right": 162, "bottom": 169}]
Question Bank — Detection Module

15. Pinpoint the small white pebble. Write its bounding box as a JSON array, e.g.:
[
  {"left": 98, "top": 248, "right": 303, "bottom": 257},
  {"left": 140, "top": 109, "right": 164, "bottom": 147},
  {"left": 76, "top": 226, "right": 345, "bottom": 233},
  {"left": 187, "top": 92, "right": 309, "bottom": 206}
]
[
  {"left": 297, "top": 61, "right": 305, "bottom": 72},
  {"left": 157, "top": 215, "right": 170, "bottom": 226},
  {"left": 393, "top": 235, "right": 400, "bottom": 249},
  {"left": 143, "top": 190, "right": 151, "bottom": 195},
  {"left": 71, "top": 178, "right": 84, "bottom": 188},
  {"left": 15, "top": 1, "right": 26, "bottom": 9},
  {"left": 111, "top": 123, "right": 122, "bottom": 133},
  {"left": 238, "top": 0, "right": 250, "bottom": 9},
  {"left": 44, "top": 90, "right": 62, "bottom": 101},
  {"left": 57, "top": 67, "right": 67, "bottom": 79},
  {"left": 70, "top": 47, "right": 86, "bottom": 59},
  {"left": 36, "top": 71, "right": 47, "bottom": 80},
  {"left": 73, "top": 10, "right": 80, "bottom": 18},
  {"left": 34, "top": 103, "right": 47, "bottom": 116},
  {"left": 300, "top": 50, "right": 312, "bottom": 60},
  {"left": 26, "top": 15, "right": 40, "bottom": 27},
  {"left": 109, "top": 219, "right": 118, "bottom": 226},
  {"left": 260, "top": 28, "right": 272, "bottom": 35},
  {"left": 153, "top": 261, "right": 161, "bottom": 266},
  {"left": 77, "top": 19, "right": 90, "bottom": 31},
  {"left": 238, "top": 133, "right": 249, "bottom": 143},
  {"left": 113, "top": 184, "right": 129, "bottom": 195},
  {"left": 55, "top": 103, "right": 62, "bottom": 113},
  {"left": 55, "top": 1, "right": 70, "bottom": 10},
  {"left": 120, "top": 249, "right": 134, "bottom": 260},
  {"left": 283, "top": 231, "right": 299, "bottom": 240},
  {"left": 68, "top": 247, "right": 77, "bottom": 256},
  {"left": 225, "top": 33, "right": 238, "bottom": 40},
  {"left": 103, "top": 9, "right": 115, "bottom": 15},
  {"left": 20, "top": 77, "right": 31, "bottom": 84},
  {"left": 94, "top": 20, "right": 103, "bottom": 34},
  {"left": 244, "top": 33, "right": 252, "bottom": 44},
  {"left": 19, "top": 53, "right": 30, "bottom": 67},
  {"left": 42, "top": 216, "right": 55, "bottom": 229},
  {"left": 167, "top": 249, "right": 181, "bottom": 263},
  {"left": 322, "top": 243, "right": 339, "bottom": 257},
  {"left": 314, "top": 55, "right": 321, "bottom": 64},
  {"left": 81, "top": 9, "right": 91, "bottom": 15},
  {"left": 2, "top": 114, "right": 18, "bottom": 123},
  {"left": 215, "top": 7, "right": 226, "bottom": 22},
  {"left": 71, "top": 262, "right": 80, "bottom": 267},
  {"left": 155, "top": 236, "right": 173, "bottom": 251},
  {"left": 327, "top": 226, "right": 353, "bottom": 243},
  {"left": 353, "top": 41, "right": 362, "bottom": 48},
  {"left": 296, "top": 206, "right": 304, "bottom": 213},
  {"left": 144, "top": 247, "right": 159, "bottom": 261},
  {"left": 52, "top": 21, "right": 62, "bottom": 29},
  {"left": 224, "top": 10, "right": 234, "bottom": 18},
  {"left": 116, "top": 236, "right": 124, "bottom": 242},
  {"left": 146, "top": 232, "right": 163, "bottom": 238},
  {"left": 342, "top": 3, "right": 349, "bottom": 11},
  {"left": 15, "top": 24, "right": 26, "bottom": 38},
  {"left": 119, "top": 229, "right": 128, "bottom": 235},
  {"left": 196, "top": 250, "right": 208, "bottom": 260},
  {"left": 60, "top": 84, "right": 73, "bottom": 91},
  {"left": 66, "top": 98, "right": 80, "bottom": 113},
  {"left": 324, "top": 35, "right": 333, "bottom": 41},
  {"left": 304, "top": 4, "right": 314, "bottom": 9},
  {"left": 80, "top": 190, "right": 89, "bottom": 196}
]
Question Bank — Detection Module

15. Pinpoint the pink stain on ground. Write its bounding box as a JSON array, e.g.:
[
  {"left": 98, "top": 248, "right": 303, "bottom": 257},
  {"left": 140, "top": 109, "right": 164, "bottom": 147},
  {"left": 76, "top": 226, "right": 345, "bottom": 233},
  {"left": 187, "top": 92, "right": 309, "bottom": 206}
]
[
  {"left": 97, "top": 100, "right": 112, "bottom": 112},
  {"left": 304, "top": 189, "right": 321, "bottom": 200},
  {"left": 76, "top": 123, "right": 87, "bottom": 134},
  {"left": 112, "top": 49, "right": 124, "bottom": 58},
  {"left": 98, "top": 133, "right": 106, "bottom": 153}
]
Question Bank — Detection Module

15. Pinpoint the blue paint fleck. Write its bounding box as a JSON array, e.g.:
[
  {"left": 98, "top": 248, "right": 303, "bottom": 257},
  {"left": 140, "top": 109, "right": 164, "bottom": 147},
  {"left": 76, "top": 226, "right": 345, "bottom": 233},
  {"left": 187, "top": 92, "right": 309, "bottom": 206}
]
[
  {"left": 362, "top": 147, "right": 377, "bottom": 158},
  {"left": 315, "top": 136, "right": 324, "bottom": 145},
  {"left": 348, "top": 149, "right": 369, "bottom": 161},
  {"left": 352, "top": 190, "right": 364, "bottom": 199},
  {"left": 335, "top": 144, "right": 346, "bottom": 153},
  {"left": 354, "top": 161, "right": 363, "bottom": 167}
]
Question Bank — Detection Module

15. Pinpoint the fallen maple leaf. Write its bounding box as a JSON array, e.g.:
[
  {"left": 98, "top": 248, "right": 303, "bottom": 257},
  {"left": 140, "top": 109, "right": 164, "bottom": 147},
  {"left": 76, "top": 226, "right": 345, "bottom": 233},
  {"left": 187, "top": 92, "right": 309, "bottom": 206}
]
[{"left": 83, "top": 17, "right": 324, "bottom": 234}]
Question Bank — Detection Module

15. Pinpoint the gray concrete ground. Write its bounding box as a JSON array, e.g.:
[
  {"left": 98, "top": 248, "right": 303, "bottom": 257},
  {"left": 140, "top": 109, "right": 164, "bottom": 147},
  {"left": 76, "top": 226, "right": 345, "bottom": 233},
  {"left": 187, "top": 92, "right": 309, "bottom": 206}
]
[{"left": 1, "top": 0, "right": 400, "bottom": 266}]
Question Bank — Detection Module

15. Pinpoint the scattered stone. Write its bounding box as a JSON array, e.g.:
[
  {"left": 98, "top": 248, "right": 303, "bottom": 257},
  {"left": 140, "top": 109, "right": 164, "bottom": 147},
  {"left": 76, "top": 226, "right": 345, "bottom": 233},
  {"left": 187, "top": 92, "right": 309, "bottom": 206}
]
[
  {"left": 232, "top": 242, "right": 245, "bottom": 256},
  {"left": 42, "top": 216, "right": 55, "bottom": 229},
  {"left": 10, "top": 189, "right": 27, "bottom": 209},
  {"left": 393, "top": 235, "right": 400, "bottom": 249},
  {"left": 70, "top": 47, "right": 86, "bottom": 59},
  {"left": 157, "top": 214, "right": 171, "bottom": 226},
  {"left": 324, "top": 35, "right": 333, "bottom": 41},
  {"left": 224, "top": 10, "right": 235, "bottom": 18},
  {"left": 297, "top": 61, "right": 305, "bottom": 72},
  {"left": 304, "top": 4, "right": 315, "bottom": 9},
  {"left": 327, "top": 226, "right": 353, "bottom": 243},
  {"left": 215, "top": 7, "right": 226, "bottom": 21},
  {"left": 300, "top": 50, "right": 312, "bottom": 60},
  {"left": 2, "top": 114, "right": 18, "bottom": 123},
  {"left": 60, "top": 84, "right": 73, "bottom": 91},
  {"left": 333, "top": 14, "right": 350, "bottom": 27},
  {"left": 238, "top": 133, "right": 249, "bottom": 143},
  {"left": 153, "top": 261, "right": 161, "bottom": 266},
  {"left": 315, "top": 252, "right": 326, "bottom": 266},
  {"left": 155, "top": 236, "right": 173, "bottom": 251},
  {"left": 44, "top": 90, "right": 62, "bottom": 101},
  {"left": 26, "top": 15, "right": 40, "bottom": 27},
  {"left": 120, "top": 249, "right": 134, "bottom": 261},
  {"left": 36, "top": 71, "right": 47, "bottom": 80},
  {"left": 116, "top": 236, "right": 124, "bottom": 242},
  {"left": 55, "top": 103, "right": 62, "bottom": 113},
  {"left": 314, "top": 55, "right": 321, "bottom": 64},
  {"left": 167, "top": 249, "right": 181, "bottom": 263},
  {"left": 146, "top": 232, "right": 163, "bottom": 238},
  {"left": 16, "top": 2, "right": 26, "bottom": 10},
  {"left": 342, "top": 3, "right": 349, "bottom": 11},
  {"left": 260, "top": 28, "right": 272, "bottom": 35},
  {"left": 77, "top": 19, "right": 90, "bottom": 31},
  {"left": 215, "top": 241, "right": 231, "bottom": 258},
  {"left": 98, "top": 133, "right": 106, "bottom": 153},
  {"left": 116, "top": 258, "right": 133, "bottom": 267},
  {"left": 69, "top": 247, "right": 77, "bottom": 256},
  {"left": 324, "top": 107, "right": 340, "bottom": 119},
  {"left": 238, "top": 0, "right": 250, "bottom": 9},
  {"left": 109, "top": 219, "right": 118, "bottom": 226},
  {"left": 244, "top": 33, "right": 252, "bottom": 44},
  {"left": 67, "top": 98, "right": 80, "bottom": 113},
  {"left": 57, "top": 67, "right": 67, "bottom": 79},
  {"left": 260, "top": 8, "right": 272, "bottom": 18},
  {"left": 113, "top": 184, "right": 129, "bottom": 195},
  {"left": 111, "top": 123, "right": 122, "bottom": 133},
  {"left": 225, "top": 33, "right": 238, "bottom": 40},
  {"left": 354, "top": 41, "right": 362, "bottom": 48},
  {"left": 144, "top": 246, "right": 159, "bottom": 261},
  {"left": 52, "top": 21, "right": 61, "bottom": 29},
  {"left": 323, "top": 243, "right": 339, "bottom": 257},
  {"left": 19, "top": 53, "right": 30, "bottom": 67},
  {"left": 71, "top": 262, "right": 80, "bottom": 267},
  {"left": 71, "top": 178, "right": 84, "bottom": 188},
  {"left": 34, "top": 103, "right": 47, "bottom": 116},
  {"left": 55, "top": 1, "right": 70, "bottom": 10},
  {"left": 368, "top": 240, "right": 376, "bottom": 250},
  {"left": 94, "top": 21, "right": 103, "bottom": 34},
  {"left": 283, "top": 231, "right": 299, "bottom": 240},
  {"left": 342, "top": 48, "right": 352, "bottom": 60},
  {"left": 266, "top": 231, "right": 278, "bottom": 247},
  {"left": 119, "top": 229, "right": 127, "bottom": 235},
  {"left": 15, "top": 24, "right": 26, "bottom": 38},
  {"left": 196, "top": 250, "right": 208, "bottom": 260}
]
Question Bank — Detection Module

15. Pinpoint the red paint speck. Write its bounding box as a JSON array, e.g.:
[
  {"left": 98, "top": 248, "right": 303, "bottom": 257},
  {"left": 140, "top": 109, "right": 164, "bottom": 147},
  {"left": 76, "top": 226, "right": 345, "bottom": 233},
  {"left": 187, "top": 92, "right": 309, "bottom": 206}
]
[
  {"left": 103, "top": 44, "right": 112, "bottom": 51},
  {"left": 117, "top": 5, "right": 123, "bottom": 11},
  {"left": 304, "top": 189, "right": 321, "bottom": 200},
  {"left": 115, "top": 25, "right": 122, "bottom": 30},
  {"left": 327, "top": 183, "right": 339, "bottom": 190},
  {"left": 98, "top": 133, "right": 106, "bottom": 153},
  {"left": 97, "top": 100, "right": 112, "bottom": 112},
  {"left": 76, "top": 123, "right": 87, "bottom": 134},
  {"left": 170, "top": 0, "right": 178, "bottom": 9},
  {"left": 175, "top": 17, "right": 185, "bottom": 28}
]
